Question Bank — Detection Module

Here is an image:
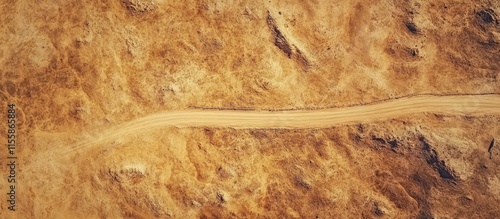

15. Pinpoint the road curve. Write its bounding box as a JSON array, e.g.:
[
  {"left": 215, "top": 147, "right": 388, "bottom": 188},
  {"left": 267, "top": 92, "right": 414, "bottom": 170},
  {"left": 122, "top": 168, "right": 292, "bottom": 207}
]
[{"left": 63, "top": 94, "right": 500, "bottom": 154}]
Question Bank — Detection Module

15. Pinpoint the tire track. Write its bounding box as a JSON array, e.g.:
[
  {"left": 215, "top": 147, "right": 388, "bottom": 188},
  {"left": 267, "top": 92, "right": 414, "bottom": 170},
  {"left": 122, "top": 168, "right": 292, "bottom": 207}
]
[{"left": 61, "top": 94, "right": 500, "bottom": 155}]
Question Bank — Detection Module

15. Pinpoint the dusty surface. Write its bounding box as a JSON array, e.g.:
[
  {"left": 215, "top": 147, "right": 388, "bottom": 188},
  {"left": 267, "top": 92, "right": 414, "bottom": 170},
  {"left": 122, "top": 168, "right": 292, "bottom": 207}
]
[{"left": 1, "top": 0, "right": 500, "bottom": 218}]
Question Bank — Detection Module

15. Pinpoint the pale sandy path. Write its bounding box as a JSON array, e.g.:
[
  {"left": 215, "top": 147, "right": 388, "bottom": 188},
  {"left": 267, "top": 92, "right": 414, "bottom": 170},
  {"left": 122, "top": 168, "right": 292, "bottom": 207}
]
[{"left": 61, "top": 94, "right": 500, "bottom": 154}]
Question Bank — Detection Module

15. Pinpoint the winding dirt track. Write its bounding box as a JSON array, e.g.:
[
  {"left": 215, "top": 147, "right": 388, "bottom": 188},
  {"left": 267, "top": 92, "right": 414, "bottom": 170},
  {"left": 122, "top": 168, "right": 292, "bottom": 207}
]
[{"left": 63, "top": 94, "right": 500, "bottom": 154}]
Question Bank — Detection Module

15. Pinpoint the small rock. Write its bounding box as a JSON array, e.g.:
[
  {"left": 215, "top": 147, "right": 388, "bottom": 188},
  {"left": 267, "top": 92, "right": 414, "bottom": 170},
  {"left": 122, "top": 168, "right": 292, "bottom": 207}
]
[
  {"left": 216, "top": 191, "right": 228, "bottom": 203},
  {"left": 406, "top": 22, "right": 418, "bottom": 34},
  {"left": 191, "top": 200, "right": 201, "bottom": 207}
]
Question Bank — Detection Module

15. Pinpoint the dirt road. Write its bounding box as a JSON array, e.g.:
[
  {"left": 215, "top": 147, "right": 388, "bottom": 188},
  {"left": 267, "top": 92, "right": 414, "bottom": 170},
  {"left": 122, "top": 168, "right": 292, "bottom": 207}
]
[{"left": 60, "top": 94, "right": 500, "bottom": 154}]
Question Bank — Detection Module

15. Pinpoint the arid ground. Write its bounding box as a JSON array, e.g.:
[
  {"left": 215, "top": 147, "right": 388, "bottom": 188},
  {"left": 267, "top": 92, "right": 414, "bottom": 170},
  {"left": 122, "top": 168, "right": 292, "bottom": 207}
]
[{"left": 1, "top": 0, "right": 500, "bottom": 218}]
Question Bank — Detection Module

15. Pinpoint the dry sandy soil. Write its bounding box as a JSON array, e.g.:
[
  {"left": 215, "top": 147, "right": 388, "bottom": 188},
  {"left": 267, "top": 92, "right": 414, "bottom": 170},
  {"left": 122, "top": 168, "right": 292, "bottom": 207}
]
[{"left": 1, "top": 0, "right": 500, "bottom": 218}]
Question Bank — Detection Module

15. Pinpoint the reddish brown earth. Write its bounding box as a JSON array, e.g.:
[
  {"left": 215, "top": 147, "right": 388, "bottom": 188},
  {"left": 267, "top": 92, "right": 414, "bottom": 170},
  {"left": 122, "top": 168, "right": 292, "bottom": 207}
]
[{"left": 0, "top": 0, "right": 499, "bottom": 218}]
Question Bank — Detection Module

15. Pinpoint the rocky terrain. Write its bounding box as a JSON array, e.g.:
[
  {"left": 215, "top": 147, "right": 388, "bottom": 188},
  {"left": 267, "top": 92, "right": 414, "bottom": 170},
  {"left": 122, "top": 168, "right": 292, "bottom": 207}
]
[{"left": 1, "top": 0, "right": 499, "bottom": 218}]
